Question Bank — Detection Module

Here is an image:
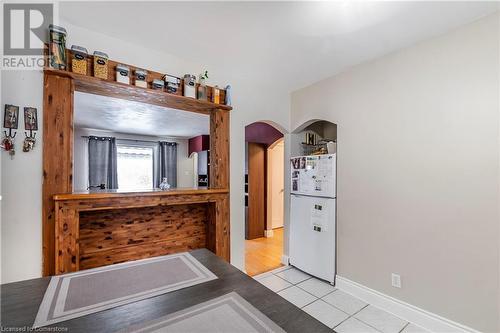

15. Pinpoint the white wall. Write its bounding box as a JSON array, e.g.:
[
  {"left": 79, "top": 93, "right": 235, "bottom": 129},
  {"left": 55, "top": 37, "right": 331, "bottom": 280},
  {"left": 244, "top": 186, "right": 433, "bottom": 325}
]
[
  {"left": 1, "top": 70, "right": 44, "bottom": 283},
  {"left": 1, "top": 19, "right": 291, "bottom": 282},
  {"left": 73, "top": 128, "right": 194, "bottom": 191},
  {"left": 73, "top": 128, "right": 88, "bottom": 191},
  {"left": 222, "top": 84, "right": 290, "bottom": 270},
  {"left": 291, "top": 14, "right": 499, "bottom": 332}
]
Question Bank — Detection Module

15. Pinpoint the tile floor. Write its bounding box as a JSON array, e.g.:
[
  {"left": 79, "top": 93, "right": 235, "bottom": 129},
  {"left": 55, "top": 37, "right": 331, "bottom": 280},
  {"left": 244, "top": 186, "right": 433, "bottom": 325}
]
[{"left": 254, "top": 266, "right": 429, "bottom": 333}]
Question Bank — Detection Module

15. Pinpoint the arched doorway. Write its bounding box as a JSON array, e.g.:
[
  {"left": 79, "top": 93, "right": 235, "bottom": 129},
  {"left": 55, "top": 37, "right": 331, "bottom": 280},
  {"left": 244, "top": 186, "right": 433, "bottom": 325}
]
[{"left": 244, "top": 121, "right": 285, "bottom": 276}]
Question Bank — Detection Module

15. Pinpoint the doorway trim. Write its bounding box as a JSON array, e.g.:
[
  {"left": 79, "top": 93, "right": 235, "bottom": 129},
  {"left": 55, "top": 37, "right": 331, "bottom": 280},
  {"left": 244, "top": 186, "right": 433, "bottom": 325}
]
[{"left": 266, "top": 137, "right": 285, "bottom": 236}]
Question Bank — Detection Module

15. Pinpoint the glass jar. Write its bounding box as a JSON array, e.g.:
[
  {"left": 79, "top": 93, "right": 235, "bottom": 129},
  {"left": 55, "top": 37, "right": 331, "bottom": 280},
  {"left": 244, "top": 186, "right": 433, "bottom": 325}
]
[
  {"left": 116, "top": 64, "right": 130, "bottom": 84},
  {"left": 164, "top": 74, "right": 180, "bottom": 94},
  {"left": 197, "top": 78, "right": 208, "bottom": 101},
  {"left": 70, "top": 45, "right": 88, "bottom": 75},
  {"left": 135, "top": 69, "right": 148, "bottom": 88},
  {"left": 212, "top": 85, "right": 220, "bottom": 104},
  {"left": 48, "top": 25, "right": 67, "bottom": 70},
  {"left": 152, "top": 79, "right": 164, "bottom": 90},
  {"left": 183, "top": 74, "right": 196, "bottom": 98},
  {"left": 93, "top": 51, "right": 109, "bottom": 79}
]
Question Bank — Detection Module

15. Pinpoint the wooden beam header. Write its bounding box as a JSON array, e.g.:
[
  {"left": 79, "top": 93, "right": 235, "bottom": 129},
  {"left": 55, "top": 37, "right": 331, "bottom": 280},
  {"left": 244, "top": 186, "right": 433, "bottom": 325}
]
[{"left": 45, "top": 68, "right": 232, "bottom": 115}]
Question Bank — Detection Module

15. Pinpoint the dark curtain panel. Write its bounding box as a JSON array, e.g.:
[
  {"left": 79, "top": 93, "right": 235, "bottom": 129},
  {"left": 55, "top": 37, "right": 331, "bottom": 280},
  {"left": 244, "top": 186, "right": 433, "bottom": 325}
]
[
  {"left": 88, "top": 136, "right": 118, "bottom": 189},
  {"left": 155, "top": 141, "right": 177, "bottom": 188}
]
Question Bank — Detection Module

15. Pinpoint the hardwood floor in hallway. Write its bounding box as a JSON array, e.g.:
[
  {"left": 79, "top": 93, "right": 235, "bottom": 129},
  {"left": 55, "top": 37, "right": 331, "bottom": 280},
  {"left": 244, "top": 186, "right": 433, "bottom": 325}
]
[{"left": 245, "top": 228, "right": 284, "bottom": 276}]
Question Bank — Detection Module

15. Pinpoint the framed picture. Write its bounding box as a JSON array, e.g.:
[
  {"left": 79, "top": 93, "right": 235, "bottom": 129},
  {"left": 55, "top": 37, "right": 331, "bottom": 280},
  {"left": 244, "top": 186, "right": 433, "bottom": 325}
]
[
  {"left": 24, "top": 107, "right": 38, "bottom": 131},
  {"left": 4, "top": 104, "right": 19, "bottom": 129}
]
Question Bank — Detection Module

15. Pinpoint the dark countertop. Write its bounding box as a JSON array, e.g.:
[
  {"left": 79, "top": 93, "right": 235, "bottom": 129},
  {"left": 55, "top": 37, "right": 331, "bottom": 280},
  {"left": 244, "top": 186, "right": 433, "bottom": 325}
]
[{"left": 1, "top": 249, "right": 332, "bottom": 333}]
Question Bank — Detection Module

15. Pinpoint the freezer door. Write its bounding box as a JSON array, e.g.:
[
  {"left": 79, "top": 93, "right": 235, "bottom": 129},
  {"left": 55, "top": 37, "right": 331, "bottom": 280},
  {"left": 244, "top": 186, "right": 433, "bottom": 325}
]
[
  {"left": 289, "top": 195, "right": 336, "bottom": 283},
  {"left": 290, "top": 154, "right": 336, "bottom": 198}
]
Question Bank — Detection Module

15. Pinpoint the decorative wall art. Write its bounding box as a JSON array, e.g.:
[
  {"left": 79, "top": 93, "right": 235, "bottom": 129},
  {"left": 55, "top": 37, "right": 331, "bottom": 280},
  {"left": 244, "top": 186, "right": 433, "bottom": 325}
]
[
  {"left": 23, "top": 107, "right": 38, "bottom": 152},
  {"left": 24, "top": 107, "right": 38, "bottom": 131},
  {"left": 4, "top": 104, "right": 19, "bottom": 130},
  {"left": 2, "top": 104, "right": 19, "bottom": 158}
]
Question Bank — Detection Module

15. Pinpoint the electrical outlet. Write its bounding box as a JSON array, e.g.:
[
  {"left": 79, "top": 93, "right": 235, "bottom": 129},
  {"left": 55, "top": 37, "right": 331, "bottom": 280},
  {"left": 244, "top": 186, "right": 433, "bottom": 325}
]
[{"left": 391, "top": 273, "right": 401, "bottom": 288}]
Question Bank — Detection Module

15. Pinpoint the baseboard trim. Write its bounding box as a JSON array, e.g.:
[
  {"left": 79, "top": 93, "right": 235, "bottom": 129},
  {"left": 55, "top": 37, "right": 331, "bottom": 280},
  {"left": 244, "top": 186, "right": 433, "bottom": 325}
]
[
  {"left": 264, "top": 229, "right": 274, "bottom": 238},
  {"left": 281, "top": 255, "right": 289, "bottom": 266},
  {"left": 335, "top": 276, "right": 480, "bottom": 333}
]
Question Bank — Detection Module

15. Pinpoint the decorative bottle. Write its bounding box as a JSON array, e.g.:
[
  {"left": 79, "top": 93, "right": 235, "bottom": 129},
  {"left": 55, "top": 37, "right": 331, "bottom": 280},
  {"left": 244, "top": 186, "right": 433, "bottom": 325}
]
[{"left": 159, "top": 177, "right": 171, "bottom": 190}]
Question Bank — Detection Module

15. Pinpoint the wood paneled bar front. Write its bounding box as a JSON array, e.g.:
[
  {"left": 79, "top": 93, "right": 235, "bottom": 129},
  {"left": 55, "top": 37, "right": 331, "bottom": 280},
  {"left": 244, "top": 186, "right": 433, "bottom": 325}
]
[
  {"left": 43, "top": 64, "right": 231, "bottom": 276},
  {"left": 53, "top": 189, "right": 229, "bottom": 275}
]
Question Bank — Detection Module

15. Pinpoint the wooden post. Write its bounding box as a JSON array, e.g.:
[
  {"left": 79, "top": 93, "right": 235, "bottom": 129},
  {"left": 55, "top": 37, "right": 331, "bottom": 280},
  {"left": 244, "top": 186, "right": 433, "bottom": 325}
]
[
  {"left": 209, "top": 109, "right": 230, "bottom": 261},
  {"left": 209, "top": 109, "right": 230, "bottom": 189},
  {"left": 215, "top": 196, "right": 230, "bottom": 261},
  {"left": 55, "top": 204, "right": 79, "bottom": 274},
  {"left": 42, "top": 73, "right": 74, "bottom": 276}
]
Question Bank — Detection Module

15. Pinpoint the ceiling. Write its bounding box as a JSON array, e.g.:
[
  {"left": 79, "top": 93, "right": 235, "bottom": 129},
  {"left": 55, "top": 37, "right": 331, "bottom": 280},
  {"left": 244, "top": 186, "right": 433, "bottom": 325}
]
[
  {"left": 74, "top": 92, "right": 209, "bottom": 138},
  {"left": 60, "top": 1, "right": 498, "bottom": 91}
]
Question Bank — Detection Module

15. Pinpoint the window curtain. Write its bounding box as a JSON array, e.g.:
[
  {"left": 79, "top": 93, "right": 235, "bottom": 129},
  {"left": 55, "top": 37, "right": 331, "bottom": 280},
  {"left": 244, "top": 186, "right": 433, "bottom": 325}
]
[
  {"left": 155, "top": 141, "right": 177, "bottom": 188},
  {"left": 88, "top": 136, "right": 118, "bottom": 189}
]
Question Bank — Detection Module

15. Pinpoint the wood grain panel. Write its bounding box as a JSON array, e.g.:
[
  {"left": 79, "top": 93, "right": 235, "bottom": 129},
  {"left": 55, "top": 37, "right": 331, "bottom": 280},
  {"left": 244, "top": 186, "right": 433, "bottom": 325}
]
[
  {"left": 54, "top": 191, "right": 229, "bottom": 273},
  {"left": 247, "top": 143, "right": 266, "bottom": 240},
  {"left": 79, "top": 204, "right": 207, "bottom": 255},
  {"left": 57, "top": 193, "right": 225, "bottom": 212},
  {"left": 209, "top": 108, "right": 230, "bottom": 260},
  {"left": 43, "top": 73, "right": 74, "bottom": 276},
  {"left": 54, "top": 205, "right": 79, "bottom": 274},
  {"left": 54, "top": 188, "right": 227, "bottom": 201},
  {"left": 214, "top": 196, "right": 230, "bottom": 261},
  {"left": 210, "top": 109, "right": 230, "bottom": 189},
  {"left": 206, "top": 202, "right": 216, "bottom": 253},
  {"left": 79, "top": 237, "right": 206, "bottom": 270}
]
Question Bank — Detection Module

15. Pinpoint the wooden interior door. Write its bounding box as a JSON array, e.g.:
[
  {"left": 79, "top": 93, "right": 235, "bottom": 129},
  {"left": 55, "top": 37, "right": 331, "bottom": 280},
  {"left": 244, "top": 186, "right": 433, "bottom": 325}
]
[{"left": 247, "top": 143, "right": 266, "bottom": 240}]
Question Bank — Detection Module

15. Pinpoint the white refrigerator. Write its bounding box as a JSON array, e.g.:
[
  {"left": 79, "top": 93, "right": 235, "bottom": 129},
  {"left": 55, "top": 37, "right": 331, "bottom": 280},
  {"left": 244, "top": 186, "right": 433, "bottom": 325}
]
[{"left": 289, "top": 154, "right": 336, "bottom": 283}]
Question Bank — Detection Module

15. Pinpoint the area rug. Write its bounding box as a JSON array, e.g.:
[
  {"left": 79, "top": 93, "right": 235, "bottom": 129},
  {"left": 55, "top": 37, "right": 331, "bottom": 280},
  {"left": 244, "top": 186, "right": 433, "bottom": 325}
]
[
  {"left": 33, "top": 252, "right": 217, "bottom": 328},
  {"left": 120, "top": 292, "right": 286, "bottom": 333}
]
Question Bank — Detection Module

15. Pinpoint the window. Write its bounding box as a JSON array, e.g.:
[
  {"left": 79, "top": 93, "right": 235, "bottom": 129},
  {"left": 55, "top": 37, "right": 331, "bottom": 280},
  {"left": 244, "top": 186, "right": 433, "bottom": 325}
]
[{"left": 117, "top": 145, "right": 154, "bottom": 190}]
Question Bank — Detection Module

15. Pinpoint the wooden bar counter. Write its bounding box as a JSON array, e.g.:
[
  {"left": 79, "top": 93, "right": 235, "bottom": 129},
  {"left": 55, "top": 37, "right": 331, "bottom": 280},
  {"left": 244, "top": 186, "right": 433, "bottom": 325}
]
[{"left": 53, "top": 188, "right": 229, "bottom": 275}]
